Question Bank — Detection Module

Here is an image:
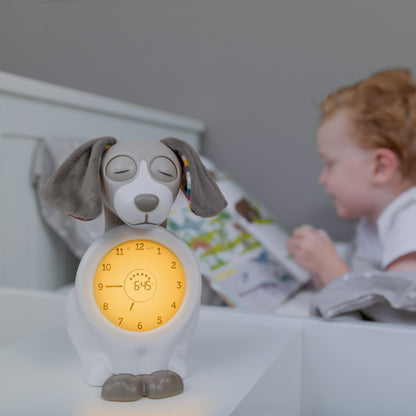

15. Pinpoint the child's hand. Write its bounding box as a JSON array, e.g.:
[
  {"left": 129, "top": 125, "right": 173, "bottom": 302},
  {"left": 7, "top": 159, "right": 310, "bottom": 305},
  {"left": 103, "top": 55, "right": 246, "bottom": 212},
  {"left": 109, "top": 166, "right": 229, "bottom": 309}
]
[{"left": 286, "top": 225, "right": 349, "bottom": 289}]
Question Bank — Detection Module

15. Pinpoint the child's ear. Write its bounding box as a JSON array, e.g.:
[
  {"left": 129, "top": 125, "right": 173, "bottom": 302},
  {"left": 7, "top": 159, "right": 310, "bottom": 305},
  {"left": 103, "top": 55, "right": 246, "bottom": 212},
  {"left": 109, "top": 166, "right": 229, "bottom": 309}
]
[{"left": 372, "top": 148, "right": 400, "bottom": 185}]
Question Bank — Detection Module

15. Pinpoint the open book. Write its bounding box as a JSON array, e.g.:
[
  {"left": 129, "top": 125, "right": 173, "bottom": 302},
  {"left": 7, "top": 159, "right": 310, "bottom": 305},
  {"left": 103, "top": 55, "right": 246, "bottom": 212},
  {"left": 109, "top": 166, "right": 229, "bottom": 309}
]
[{"left": 168, "top": 157, "right": 309, "bottom": 313}]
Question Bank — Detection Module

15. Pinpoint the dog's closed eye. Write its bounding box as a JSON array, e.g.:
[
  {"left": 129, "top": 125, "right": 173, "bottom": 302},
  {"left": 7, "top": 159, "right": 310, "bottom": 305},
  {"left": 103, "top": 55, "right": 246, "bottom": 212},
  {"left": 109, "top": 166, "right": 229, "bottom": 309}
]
[
  {"left": 106, "top": 156, "right": 137, "bottom": 182},
  {"left": 150, "top": 157, "right": 178, "bottom": 182},
  {"left": 157, "top": 170, "right": 174, "bottom": 178}
]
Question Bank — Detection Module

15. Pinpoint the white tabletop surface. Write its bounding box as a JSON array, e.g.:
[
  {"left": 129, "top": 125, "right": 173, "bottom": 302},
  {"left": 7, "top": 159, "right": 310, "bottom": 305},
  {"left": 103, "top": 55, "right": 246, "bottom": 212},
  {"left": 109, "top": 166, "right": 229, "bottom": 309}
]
[
  {"left": 4, "top": 287, "right": 416, "bottom": 415},
  {"left": 0, "top": 288, "right": 301, "bottom": 416}
]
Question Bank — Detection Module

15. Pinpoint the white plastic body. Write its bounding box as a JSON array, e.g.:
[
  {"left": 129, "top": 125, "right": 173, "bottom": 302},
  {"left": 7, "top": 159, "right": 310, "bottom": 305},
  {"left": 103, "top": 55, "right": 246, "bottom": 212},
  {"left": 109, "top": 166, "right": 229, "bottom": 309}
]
[{"left": 66, "top": 225, "right": 202, "bottom": 386}]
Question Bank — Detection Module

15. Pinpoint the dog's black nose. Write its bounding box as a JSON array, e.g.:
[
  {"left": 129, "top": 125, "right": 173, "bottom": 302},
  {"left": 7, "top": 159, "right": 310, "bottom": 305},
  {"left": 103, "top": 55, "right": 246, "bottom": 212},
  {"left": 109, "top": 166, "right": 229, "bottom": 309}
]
[{"left": 134, "top": 194, "right": 160, "bottom": 212}]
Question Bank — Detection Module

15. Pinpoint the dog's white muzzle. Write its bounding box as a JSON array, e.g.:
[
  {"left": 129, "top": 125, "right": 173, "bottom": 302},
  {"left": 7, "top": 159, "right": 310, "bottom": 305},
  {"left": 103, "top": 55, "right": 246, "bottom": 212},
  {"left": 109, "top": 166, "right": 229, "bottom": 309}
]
[{"left": 113, "top": 161, "right": 174, "bottom": 228}]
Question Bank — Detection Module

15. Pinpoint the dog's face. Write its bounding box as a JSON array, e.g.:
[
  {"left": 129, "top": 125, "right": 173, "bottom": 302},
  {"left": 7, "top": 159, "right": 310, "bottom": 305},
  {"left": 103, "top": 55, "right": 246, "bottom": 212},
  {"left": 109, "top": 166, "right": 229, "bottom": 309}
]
[{"left": 100, "top": 139, "right": 182, "bottom": 228}]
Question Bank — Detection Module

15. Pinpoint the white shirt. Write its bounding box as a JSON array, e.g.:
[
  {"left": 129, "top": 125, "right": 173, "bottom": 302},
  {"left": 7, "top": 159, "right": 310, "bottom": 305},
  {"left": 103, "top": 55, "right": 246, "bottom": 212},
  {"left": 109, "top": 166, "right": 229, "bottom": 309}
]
[{"left": 349, "top": 187, "right": 416, "bottom": 271}]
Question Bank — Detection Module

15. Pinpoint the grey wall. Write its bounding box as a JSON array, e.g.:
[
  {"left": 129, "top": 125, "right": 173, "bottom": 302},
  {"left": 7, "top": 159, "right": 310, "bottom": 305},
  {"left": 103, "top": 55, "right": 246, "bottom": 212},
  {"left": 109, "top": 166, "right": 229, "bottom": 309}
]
[{"left": 1, "top": 0, "right": 416, "bottom": 240}]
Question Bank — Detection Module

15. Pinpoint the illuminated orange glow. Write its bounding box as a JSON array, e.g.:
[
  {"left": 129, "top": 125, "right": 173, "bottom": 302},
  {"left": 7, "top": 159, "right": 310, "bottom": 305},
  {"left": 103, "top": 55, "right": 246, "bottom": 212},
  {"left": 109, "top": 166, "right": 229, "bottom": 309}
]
[{"left": 93, "top": 240, "right": 186, "bottom": 331}]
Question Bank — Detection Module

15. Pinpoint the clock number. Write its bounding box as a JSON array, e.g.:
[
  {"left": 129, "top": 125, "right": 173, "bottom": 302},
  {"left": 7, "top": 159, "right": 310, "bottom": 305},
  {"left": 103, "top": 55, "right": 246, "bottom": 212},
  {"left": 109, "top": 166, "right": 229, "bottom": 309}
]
[
  {"left": 171, "top": 261, "right": 177, "bottom": 269},
  {"left": 116, "top": 248, "right": 124, "bottom": 255},
  {"left": 118, "top": 318, "right": 123, "bottom": 326},
  {"left": 171, "top": 302, "right": 176, "bottom": 309},
  {"left": 157, "top": 247, "right": 162, "bottom": 255},
  {"left": 157, "top": 316, "right": 163, "bottom": 325},
  {"left": 136, "top": 242, "right": 144, "bottom": 251},
  {"left": 98, "top": 283, "right": 103, "bottom": 290},
  {"left": 103, "top": 303, "right": 109, "bottom": 310},
  {"left": 137, "top": 321, "right": 143, "bottom": 330},
  {"left": 102, "top": 263, "right": 111, "bottom": 272},
  {"left": 176, "top": 281, "right": 182, "bottom": 289}
]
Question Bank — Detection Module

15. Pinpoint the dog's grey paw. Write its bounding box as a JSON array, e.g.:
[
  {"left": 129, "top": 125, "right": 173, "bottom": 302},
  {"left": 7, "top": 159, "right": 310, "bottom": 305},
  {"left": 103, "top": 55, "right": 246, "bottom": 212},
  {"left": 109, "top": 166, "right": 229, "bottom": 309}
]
[
  {"left": 101, "top": 373, "right": 144, "bottom": 402},
  {"left": 144, "top": 370, "right": 184, "bottom": 399}
]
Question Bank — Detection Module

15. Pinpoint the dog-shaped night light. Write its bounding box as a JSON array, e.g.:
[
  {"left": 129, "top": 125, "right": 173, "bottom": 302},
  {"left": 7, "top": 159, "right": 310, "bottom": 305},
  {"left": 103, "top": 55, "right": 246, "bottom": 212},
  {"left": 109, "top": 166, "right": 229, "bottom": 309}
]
[{"left": 41, "top": 137, "right": 226, "bottom": 401}]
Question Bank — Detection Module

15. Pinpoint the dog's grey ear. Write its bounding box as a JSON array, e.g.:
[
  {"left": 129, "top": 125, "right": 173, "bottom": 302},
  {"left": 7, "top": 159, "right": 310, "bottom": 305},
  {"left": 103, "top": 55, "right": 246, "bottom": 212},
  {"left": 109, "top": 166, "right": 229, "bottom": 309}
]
[
  {"left": 41, "top": 136, "right": 117, "bottom": 220},
  {"left": 161, "top": 137, "right": 227, "bottom": 217}
]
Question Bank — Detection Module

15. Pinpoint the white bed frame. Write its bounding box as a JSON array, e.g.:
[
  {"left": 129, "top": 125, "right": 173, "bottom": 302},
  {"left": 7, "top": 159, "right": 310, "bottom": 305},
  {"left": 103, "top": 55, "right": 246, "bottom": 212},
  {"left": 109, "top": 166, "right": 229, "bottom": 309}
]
[{"left": 0, "top": 71, "right": 204, "bottom": 290}]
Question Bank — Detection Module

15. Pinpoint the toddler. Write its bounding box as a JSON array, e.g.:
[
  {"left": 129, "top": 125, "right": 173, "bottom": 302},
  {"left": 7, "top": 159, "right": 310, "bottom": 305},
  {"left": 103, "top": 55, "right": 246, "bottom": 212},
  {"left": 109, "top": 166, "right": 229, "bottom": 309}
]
[{"left": 286, "top": 68, "right": 416, "bottom": 289}]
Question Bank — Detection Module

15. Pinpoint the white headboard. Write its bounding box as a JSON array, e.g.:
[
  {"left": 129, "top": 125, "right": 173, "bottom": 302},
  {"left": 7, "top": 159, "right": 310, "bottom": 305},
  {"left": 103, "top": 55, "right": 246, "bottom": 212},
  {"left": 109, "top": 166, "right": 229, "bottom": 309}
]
[{"left": 0, "top": 71, "right": 205, "bottom": 290}]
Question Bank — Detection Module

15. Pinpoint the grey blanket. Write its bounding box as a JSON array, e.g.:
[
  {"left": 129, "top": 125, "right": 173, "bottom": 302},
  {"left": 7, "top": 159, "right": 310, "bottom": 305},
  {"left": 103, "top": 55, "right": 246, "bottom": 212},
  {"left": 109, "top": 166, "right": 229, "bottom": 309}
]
[{"left": 311, "top": 270, "right": 416, "bottom": 324}]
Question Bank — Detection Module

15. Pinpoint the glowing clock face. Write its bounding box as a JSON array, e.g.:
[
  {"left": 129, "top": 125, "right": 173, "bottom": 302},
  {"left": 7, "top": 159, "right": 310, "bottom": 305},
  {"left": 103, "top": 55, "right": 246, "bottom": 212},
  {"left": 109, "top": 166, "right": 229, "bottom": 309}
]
[{"left": 93, "top": 239, "right": 186, "bottom": 332}]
